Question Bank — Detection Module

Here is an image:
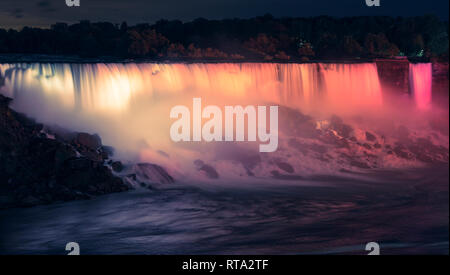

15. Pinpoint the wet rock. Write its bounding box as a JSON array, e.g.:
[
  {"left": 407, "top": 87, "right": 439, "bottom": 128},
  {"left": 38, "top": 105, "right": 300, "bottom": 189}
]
[
  {"left": 101, "top": 146, "right": 115, "bottom": 157},
  {"left": 0, "top": 95, "right": 129, "bottom": 209},
  {"left": 321, "top": 131, "right": 350, "bottom": 149},
  {"left": 199, "top": 164, "right": 219, "bottom": 179},
  {"left": 126, "top": 174, "right": 137, "bottom": 181},
  {"left": 350, "top": 160, "right": 370, "bottom": 169},
  {"left": 279, "top": 107, "right": 319, "bottom": 138},
  {"left": 365, "top": 131, "right": 377, "bottom": 142},
  {"left": 194, "top": 160, "right": 219, "bottom": 179},
  {"left": 54, "top": 143, "right": 78, "bottom": 166},
  {"left": 132, "top": 163, "right": 174, "bottom": 185},
  {"left": 112, "top": 161, "right": 124, "bottom": 172},
  {"left": 393, "top": 145, "right": 412, "bottom": 159},
  {"left": 275, "top": 161, "right": 294, "bottom": 173},
  {"left": 288, "top": 139, "right": 309, "bottom": 155},
  {"left": 289, "top": 138, "right": 330, "bottom": 155},
  {"left": 73, "top": 132, "right": 102, "bottom": 150},
  {"left": 362, "top": 143, "right": 372, "bottom": 150},
  {"left": 329, "top": 115, "right": 353, "bottom": 138},
  {"left": 408, "top": 138, "right": 449, "bottom": 164},
  {"left": 336, "top": 138, "right": 350, "bottom": 149}
]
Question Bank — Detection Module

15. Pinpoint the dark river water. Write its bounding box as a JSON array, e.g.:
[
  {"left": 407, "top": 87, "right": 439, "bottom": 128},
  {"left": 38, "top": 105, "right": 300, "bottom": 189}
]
[{"left": 0, "top": 166, "right": 448, "bottom": 255}]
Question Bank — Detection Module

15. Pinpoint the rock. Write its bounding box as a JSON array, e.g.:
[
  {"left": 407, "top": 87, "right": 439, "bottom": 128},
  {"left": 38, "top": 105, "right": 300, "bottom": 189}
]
[
  {"left": 199, "top": 164, "right": 219, "bottom": 179},
  {"left": 127, "top": 173, "right": 137, "bottom": 180},
  {"left": 321, "top": 131, "right": 350, "bottom": 148},
  {"left": 0, "top": 95, "right": 12, "bottom": 105},
  {"left": 101, "top": 146, "right": 115, "bottom": 157},
  {"left": 112, "top": 161, "right": 124, "bottom": 172},
  {"left": 337, "top": 138, "right": 350, "bottom": 149},
  {"left": 362, "top": 143, "right": 372, "bottom": 150},
  {"left": 54, "top": 143, "right": 78, "bottom": 167},
  {"left": 329, "top": 115, "right": 353, "bottom": 138},
  {"left": 0, "top": 95, "right": 129, "bottom": 209},
  {"left": 194, "top": 160, "right": 219, "bottom": 179},
  {"left": 132, "top": 163, "right": 174, "bottom": 185},
  {"left": 408, "top": 138, "right": 449, "bottom": 164},
  {"left": 73, "top": 132, "right": 102, "bottom": 150},
  {"left": 275, "top": 161, "right": 294, "bottom": 173},
  {"left": 350, "top": 160, "right": 370, "bottom": 169},
  {"left": 393, "top": 145, "right": 412, "bottom": 159},
  {"left": 279, "top": 107, "right": 319, "bottom": 138},
  {"left": 365, "top": 131, "right": 377, "bottom": 142}
]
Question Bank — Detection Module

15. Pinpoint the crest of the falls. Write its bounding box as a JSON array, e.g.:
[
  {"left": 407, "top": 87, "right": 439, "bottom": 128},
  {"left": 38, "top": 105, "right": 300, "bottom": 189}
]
[{"left": 0, "top": 63, "right": 384, "bottom": 112}]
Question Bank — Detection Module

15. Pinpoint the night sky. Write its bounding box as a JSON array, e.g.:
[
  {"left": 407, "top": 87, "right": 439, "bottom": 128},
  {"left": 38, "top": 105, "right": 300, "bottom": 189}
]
[{"left": 0, "top": 0, "right": 448, "bottom": 29}]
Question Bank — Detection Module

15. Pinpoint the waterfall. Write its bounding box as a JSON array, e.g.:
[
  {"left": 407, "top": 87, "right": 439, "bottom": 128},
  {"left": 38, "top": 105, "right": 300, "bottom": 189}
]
[
  {"left": 0, "top": 62, "right": 387, "bottom": 179},
  {"left": 0, "top": 63, "right": 383, "bottom": 112},
  {"left": 0, "top": 62, "right": 442, "bottom": 180},
  {"left": 409, "top": 63, "right": 432, "bottom": 110}
]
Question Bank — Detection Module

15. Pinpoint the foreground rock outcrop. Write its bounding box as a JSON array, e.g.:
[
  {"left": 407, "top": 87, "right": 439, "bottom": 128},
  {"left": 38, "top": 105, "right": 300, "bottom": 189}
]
[{"left": 0, "top": 95, "right": 131, "bottom": 208}]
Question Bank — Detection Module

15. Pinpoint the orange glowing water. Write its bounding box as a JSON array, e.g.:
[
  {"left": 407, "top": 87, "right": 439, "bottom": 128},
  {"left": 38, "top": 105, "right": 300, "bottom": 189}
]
[{"left": 0, "top": 63, "right": 384, "bottom": 112}]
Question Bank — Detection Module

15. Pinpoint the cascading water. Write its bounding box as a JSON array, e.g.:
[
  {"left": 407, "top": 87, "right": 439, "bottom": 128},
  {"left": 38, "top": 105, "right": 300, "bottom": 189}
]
[
  {"left": 0, "top": 63, "right": 383, "bottom": 111},
  {"left": 318, "top": 63, "right": 383, "bottom": 108},
  {"left": 0, "top": 62, "right": 441, "bottom": 181},
  {"left": 409, "top": 63, "right": 433, "bottom": 110}
]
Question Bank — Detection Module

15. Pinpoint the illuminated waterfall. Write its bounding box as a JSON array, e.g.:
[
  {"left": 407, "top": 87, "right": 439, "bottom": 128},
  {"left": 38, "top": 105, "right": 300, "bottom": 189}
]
[
  {"left": 0, "top": 62, "right": 441, "bottom": 180},
  {"left": 319, "top": 63, "right": 383, "bottom": 107},
  {"left": 0, "top": 63, "right": 383, "bottom": 112},
  {"left": 0, "top": 62, "right": 388, "bottom": 178},
  {"left": 409, "top": 63, "right": 432, "bottom": 110}
]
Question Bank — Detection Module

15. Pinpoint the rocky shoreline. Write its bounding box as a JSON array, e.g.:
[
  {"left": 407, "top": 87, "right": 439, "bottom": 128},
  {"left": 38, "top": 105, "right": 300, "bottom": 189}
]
[{"left": 0, "top": 95, "right": 173, "bottom": 209}]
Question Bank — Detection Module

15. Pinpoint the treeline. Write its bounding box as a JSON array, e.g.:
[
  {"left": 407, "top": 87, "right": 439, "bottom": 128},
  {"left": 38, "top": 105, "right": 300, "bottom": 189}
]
[{"left": 0, "top": 14, "right": 448, "bottom": 61}]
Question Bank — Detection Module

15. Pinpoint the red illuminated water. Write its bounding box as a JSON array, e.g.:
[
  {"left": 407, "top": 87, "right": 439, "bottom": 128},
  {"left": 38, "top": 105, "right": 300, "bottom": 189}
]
[{"left": 409, "top": 63, "right": 433, "bottom": 110}]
